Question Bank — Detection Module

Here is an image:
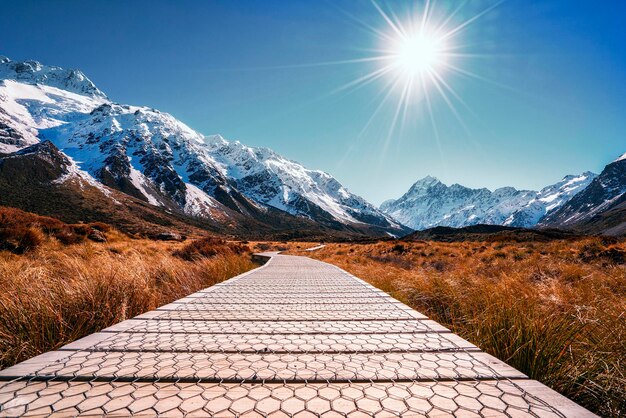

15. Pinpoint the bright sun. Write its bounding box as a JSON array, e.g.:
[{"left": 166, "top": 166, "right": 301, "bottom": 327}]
[
  {"left": 392, "top": 32, "right": 446, "bottom": 79},
  {"left": 329, "top": 0, "right": 498, "bottom": 141},
  {"left": 364, "top": 1, "right": 459, "bottom": 107}
]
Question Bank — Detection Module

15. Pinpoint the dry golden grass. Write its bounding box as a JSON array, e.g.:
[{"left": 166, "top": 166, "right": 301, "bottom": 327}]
[
  {"left": 0, "top": 232, "right": 256, "bottom": 370},
  {"left": 0, "top": 206, "right": 113, "bottom": 253},
  {"left": 249, "top": 241, "right": 318, "bottom": 253},
  {"left": 305, "top": 238, "right": 626, "bottom": 417},
  {"left": 2, "top": 212, "right": 622, "bottom": 416}
]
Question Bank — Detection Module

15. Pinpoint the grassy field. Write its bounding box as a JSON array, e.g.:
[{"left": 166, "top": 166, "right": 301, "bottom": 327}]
[
  {"left": 2, "top": 208, "right": 624, "bottom": 415},
  {"left": 300, "top": 238, "right": 625, "bottom": 417},
  {"left": 0, "top": 208, "right": 256, "bottom": 370}
]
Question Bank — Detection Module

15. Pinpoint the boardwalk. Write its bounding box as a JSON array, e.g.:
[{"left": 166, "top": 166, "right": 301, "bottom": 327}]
[{"left": 0, "top": 253, "right": 594, "bottom": 417}]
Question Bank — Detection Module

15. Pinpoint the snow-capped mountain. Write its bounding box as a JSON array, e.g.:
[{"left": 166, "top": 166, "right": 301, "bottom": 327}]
[
  {"left": 0, "top": 56, "right": 106, "bottom": 99},
  {"left": 540, "top": 153, "right": 626, "bottom": 234},
  {"left": 380, "top": 173, "right": 596, "bottom": 231},
  {"left": 204, "top": 136, "right": 401, "bottom": 229},
  {"left": 0, "top": 140, "right": 244, "bottom": 237},
  {"left": 504, "top": 172, "right": 597, "bottom": 227},
  {"left": 0, "top": 56, "right": 407, "bottom": 237},
  {"left": 0, "top": 57, "right": 107, "bottom": 153}
]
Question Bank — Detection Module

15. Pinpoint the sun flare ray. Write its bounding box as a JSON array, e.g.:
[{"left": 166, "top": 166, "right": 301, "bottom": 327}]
[
  {"left": 343, "top": 0, "right": 504, "bottom": 139},
  {"left": 267, "top": 0, "right": 502, "bottom": 146}
]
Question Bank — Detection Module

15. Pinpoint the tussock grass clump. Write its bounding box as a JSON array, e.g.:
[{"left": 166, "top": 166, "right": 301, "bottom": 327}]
[
  {"left": 0, "top": 234, "right": 255, "bottom": 370},
  {"left": 0, "top": 207, "right": 110, "bottom": 252},
  {"left": 578, "top": 240, "right": 626, "bottom": 264},
  {"left": 173, "top": 237, "right": 250, "bottom": 261},
  {"left": 308, "top": 238, "right": 626, "bottom": 417},
  {"left": 0, "top": 226, "right": 44, "bottom": 254}
]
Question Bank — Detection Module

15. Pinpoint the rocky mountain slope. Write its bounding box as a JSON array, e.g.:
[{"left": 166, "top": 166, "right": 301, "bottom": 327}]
[
  {"left": 540, "top": 153, "right": 626, "bottom": 235},
  {"left": 0, "top": 56, "right": 408, "bottom": 238},
  {"left": 0, "top": 140, "right": 216, "bottom": 237},
  {"left": 380, "top": 173, "right": 596, "bottom": 231},
  {"left": 0, "top": 141, "right": 384, "bottom": 240}
]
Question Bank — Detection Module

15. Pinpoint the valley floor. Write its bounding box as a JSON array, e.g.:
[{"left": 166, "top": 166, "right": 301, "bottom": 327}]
[{"left": 1, "top": 215, "right": 624, "bottom": 416}]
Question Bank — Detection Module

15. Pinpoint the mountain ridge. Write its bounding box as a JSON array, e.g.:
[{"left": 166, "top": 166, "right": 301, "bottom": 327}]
[
  {"left": 380, "top": 172, "right": 597, "bottom": 231},
  {"left": 0, "top": 56, "right": 409, "bottom": 238},
  {"left": 1, "top": 140, "right": 395, "bottom": 240},
  {"left": 539, "top": 155, "right": 626, "bottom": 235},
  {"left": 1, "top": 56, "right": 623, "bottom": 238}
]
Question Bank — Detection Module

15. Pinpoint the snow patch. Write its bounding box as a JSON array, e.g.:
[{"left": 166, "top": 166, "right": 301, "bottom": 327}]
[
  {"left": 0, "top": 143, "right": 21, "bottom": 153},
  {"left": 185, "top": 183, "right": 218, "bottom": 217},
  {"left": 128, "top": 164, "right": 161, "bottom": 206}
]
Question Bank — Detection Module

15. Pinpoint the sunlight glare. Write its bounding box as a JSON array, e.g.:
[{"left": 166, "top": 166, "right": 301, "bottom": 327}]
[
  {"left": 393, "top": 32, "right": 446, "bottom": 79},
  {"left": 325, "top": 0, "right": 502, "bottom": 147}
]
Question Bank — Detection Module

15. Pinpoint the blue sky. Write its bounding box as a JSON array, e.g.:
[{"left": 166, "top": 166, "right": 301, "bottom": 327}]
[{"left": 2, "top": 0, "right": 625, "bottom": 204}]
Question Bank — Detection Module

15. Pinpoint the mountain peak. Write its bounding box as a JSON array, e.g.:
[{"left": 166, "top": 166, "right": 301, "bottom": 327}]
[
  {"left": 4, "top": 140, "right": 74, "bottom": 183},
  {"left": 404, "top": 176, "right": 443, "bottom": 196},
  {"left": 204, "top": 134, "right": 227, "bottom": 144},
  {"left": 613, "top": 152, "right": 626, "bottom": 163},
  {"left": 412, "top": 175, "right": 442, "bottom": 187},
  {"left": 0, "top": 57, "right": 107, "bottom": 99},
  {"left": 418, "top": 175, "right": 440, "bottom": 183},
  {"left": 556, "top": 171, "right": 597, "bottom": 183},
  {"left": 577, "top": 171, "right": 597, "bottom": 178},
  {"left": 15, "top": 140, "right": 61, "bottom": 156}
]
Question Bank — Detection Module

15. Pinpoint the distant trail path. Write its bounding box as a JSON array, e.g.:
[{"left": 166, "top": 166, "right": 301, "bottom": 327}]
[
  {"left": 0, "top": 253, "right": 594, "bottom": 416},
  {"left": 304, "top": 244, "right": 326, "bottom": 252}
]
